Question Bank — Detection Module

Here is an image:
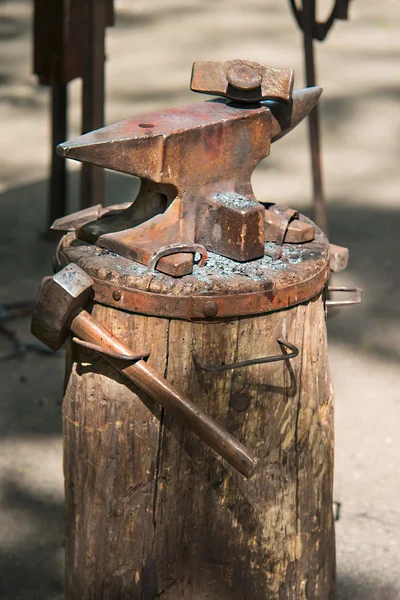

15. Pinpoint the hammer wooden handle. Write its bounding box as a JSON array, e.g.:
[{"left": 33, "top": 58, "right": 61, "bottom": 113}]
[{"left": 71, "top": 309, "right": 258, "bottom": 479}]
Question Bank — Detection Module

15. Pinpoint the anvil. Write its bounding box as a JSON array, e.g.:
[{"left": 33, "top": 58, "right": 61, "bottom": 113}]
[{"left": 55, "top": 60, "right": 322, "bottom": 276}]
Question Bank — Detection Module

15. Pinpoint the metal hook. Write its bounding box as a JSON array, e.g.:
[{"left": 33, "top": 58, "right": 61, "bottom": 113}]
[
  {"left": 325, "top": 286, "right": 362, "bottom": 308},
  {"left": 192, "top": 338, "right": 299, "bottom": 372},
  {"left": 147, "top": 242, "right": 208, "bottom": 274}
]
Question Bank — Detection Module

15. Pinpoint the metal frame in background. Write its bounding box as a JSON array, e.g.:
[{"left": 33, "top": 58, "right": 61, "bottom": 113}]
[
  {"left": 33, "top": 0, "right": 115, "bottom": 227},
  {"left": 288, "top": 0, "right": 352, "bottom": 234}
]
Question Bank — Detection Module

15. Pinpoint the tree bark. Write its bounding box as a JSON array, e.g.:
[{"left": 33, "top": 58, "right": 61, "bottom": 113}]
[{"left": 63, "top": 293, "right": 335, "bottom": 599}]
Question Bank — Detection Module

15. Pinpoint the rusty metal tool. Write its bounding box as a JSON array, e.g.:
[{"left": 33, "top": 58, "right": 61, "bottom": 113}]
[
  {"left": 264, "top": 204, "right": 314, "bottom": 247},
  {"left": 192, "top": 339, "right": 299, "bottom": 372},
  {"left": 329, "top": 243, "right": 349, "bottom": 272},
  {"left": 50, "top": 202, "right": 133, "bottom": 232},
  {"left": 52, "top": 60, "right": 322, "bottom": 277},
  {"left": 263, "top": 205, "right": 299, "bottom": 260},
  {"left": 288, "top": 0, "right": 352, "bottom": 233},
  {"left": 190, "top": 59, "right": 294, "bottom": 103},
  {"left": 31, "top": 263, "right": 259, "bottom": 478},
  {"left": 325, "top": 285, "right": 362, "bottom": 308}
]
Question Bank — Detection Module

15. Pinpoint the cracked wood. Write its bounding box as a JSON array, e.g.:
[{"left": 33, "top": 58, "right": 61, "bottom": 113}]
[{"left": 63, "top": 293, "right": 335, "bottom": 599}]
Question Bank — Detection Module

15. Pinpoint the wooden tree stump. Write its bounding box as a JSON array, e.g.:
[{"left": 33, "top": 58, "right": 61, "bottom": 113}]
[{"left": 61, "top": 231, "right": 335, "bottom": 599}]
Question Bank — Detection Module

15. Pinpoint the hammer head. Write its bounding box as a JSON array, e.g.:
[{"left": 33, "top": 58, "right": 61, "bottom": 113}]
[{"left": 31, "top": 264, "right": 94, "bottom": 351}]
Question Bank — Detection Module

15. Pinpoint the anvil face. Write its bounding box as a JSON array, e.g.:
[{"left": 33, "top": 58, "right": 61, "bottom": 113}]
[
  {"left": 58, "top": 100, "right": 272, "bottom": 187},
  {"left": 56, "top": 86, "right": 322, "bottom": 277}
]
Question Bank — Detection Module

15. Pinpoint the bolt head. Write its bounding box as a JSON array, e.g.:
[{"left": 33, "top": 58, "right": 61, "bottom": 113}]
[
  {"left": 230, "top": 392, "right": 250, "bottom": 412},
  {"left": 203, "top": 301, "right": 219, "bottom": 317},
  {"left": 112, "top": 290, "right": 121, "bottom": 301}
]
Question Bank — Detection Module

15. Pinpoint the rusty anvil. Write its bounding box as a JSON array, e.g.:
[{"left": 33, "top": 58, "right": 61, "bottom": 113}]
[{"left": 53, "top": 59, "right": 322, "bottom": 276}]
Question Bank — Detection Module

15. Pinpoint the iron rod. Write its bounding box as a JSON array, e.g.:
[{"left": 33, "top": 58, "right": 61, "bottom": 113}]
[
  {"left": 302, "top": 0, "right": 328, "bottom": 234},
  {"left": 48, "top": 81, "right": 68, "bottom": 227},
  {"left": 80, "top": 0, "right": 106, "bottom": 209}
]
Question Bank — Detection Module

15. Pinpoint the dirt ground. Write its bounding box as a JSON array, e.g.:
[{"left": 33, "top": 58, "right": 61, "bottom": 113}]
[{"left": 0, "top": 1, "right": 399, "bottom": 598}]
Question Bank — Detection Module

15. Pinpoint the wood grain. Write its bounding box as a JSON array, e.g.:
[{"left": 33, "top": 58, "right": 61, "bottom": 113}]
[{"left": 63, "top": 293, "right": 335, "bottom": 599}]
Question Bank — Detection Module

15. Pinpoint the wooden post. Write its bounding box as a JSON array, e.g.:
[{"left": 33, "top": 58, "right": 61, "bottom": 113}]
[{"left": 63, "top": 291, "right": 335, "bottom": 598}]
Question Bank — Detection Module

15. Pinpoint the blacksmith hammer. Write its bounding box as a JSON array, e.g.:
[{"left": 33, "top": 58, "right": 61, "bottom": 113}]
[{"left": 31, "top": 263, "right": 258, "bottom": 478}]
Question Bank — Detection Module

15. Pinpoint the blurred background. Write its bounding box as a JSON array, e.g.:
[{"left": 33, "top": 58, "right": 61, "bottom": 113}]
[{"left": 0, "top": 1, "right": 399, "bottom": 598}]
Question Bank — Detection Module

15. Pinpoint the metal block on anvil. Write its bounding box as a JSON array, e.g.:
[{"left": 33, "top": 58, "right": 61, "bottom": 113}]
[{"left": 54, "top": 60, "right": 322, "bottom": 276}]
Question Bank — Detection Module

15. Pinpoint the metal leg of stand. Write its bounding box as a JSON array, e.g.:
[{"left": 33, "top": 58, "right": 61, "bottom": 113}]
[
  {"left": 48, "top": 82, "right": 68, "bottom": 228},
  {"left": 80, "top": 0, "right": 106, "bottom": 209}
]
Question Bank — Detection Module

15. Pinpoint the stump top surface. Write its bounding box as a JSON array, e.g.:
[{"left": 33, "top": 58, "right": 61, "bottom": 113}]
[{"left": 59, "top": 221, "right": 330, "bottom": 320}]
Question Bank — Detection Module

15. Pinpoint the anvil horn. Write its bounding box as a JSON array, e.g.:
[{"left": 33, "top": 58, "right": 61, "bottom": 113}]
[
  {"left": 57, "top": 86, "right": 322, "bottom": 174},
  {"left": 270, "top": 86, "right": 322, "bottom": 142},
  {"left": 55, "top": 100, "right": 273, "bottom": 183}
]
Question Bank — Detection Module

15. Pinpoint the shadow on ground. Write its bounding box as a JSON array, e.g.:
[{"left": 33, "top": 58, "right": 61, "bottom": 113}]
[
  {"left": 337, "top": 575, "right": 399, "bottom": 600},
  {"left": 0, "top": 478, "right": 64, "bottom": 600}
]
